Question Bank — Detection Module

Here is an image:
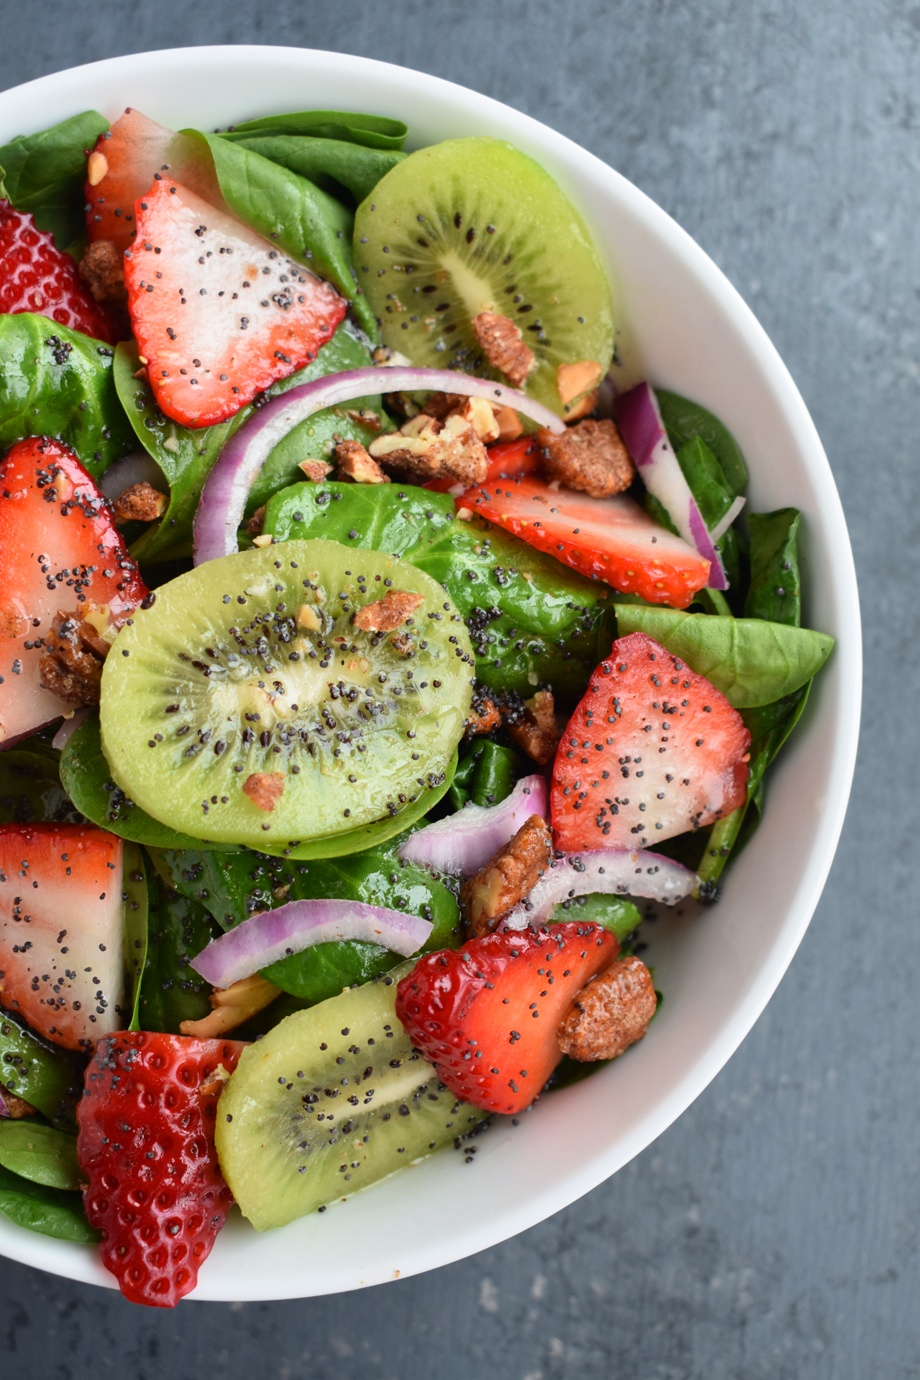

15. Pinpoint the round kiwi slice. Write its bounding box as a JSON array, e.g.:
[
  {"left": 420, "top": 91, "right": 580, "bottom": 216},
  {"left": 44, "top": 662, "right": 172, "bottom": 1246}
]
[
  {"left": 215, "top": 963, "right": 488, "bottom": 1229},
  {"left": 353, "top": 137, "right": 614, "bottom": 416},
  {"left": 99, "top": 539, "right": 473, "bottom": 852}
]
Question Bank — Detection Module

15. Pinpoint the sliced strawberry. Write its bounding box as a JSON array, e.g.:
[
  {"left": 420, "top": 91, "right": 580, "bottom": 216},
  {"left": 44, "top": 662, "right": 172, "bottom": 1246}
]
[
  {"left": 85, "top": 107, "right": 178, "bottom": 252},
  {"left": 0, "top": 200, "right": 119, "bottom": 343},
  {"left": 457, "top": 475, "right": 710, "bottom": 608},
  {"left": 124, "top": 178, "right": 347, "bottom": 427},
  {"left": 0, "top": 823, "right": 125, "bottom": 1051},
  {"left": 395, "top": 923, "right": 618, "bottom": 1115},
  {"left": 0, "top": 438, "right": 148, "bottom": 746},
  {"left": 485, "top": 437, "right": 540, "bottom": 481},
  {"left": 77, "top": 1032, "right": 244, "bottom": 1307},
  {"left": 551, "top": 631, "right": 750, "bottom": 852}
]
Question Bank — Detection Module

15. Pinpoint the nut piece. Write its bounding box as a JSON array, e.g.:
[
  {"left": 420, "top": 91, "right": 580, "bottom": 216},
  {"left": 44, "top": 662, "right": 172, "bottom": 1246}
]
[
  {"left": 0, "top": 1086, "right": 38, "bottom": 1118},
  {"left": 461, "top": 815, "right": 553, "bottom": 938},
  {"left": 492, "top": 404, "right": 524, "bottom": 441},
  {"left": 557, "top": 955, "right": 657, "bottom": 1061},
  {"left": 465, "top": 693, "right": 502, "bottom": 737},
  {"left": 112, "top": 481, "right": 167, "bottom": 524},
  {"left": 299, "top": 459, "right": 334, "bottom": 483},
  {"left": 472, "top": 311, "right": 536, "bottom": 388},
  {"left": 242, "top": 772, "right": 285, "bottom": 812},
  {"left": 556, "top": 359, "right": 603, "bottom": 407},
  {"left": 506, "top": 689, "right": 563, "bottom": 767},
  {"left": 536, "top": 419, "right": 635, "bottom": 499},
  {"left": 180, "top": 974, "right": 282, "bottom": 1039},
  {"left": 38, "top": 610, "right": 110, "bottom": 707},
  {"left": 369, "top": 413, "right": 488, "bottom": 485},
  {"left": 335, "top": 438, "right": 390, "bottom": 484},
  {"left": 86, "top": 149, "right": 109, "bottom": 187},
  {"left": 246, "top": 505, "right": 265, "bottom": 537},
  {"left": 78, "top": 238, "right": 127, "bottom": 306},
  {"left": 345, "top": 407, "right": 382, "bottom": 432},
  {"left": 445, "top": 395, "right": 501, "bottom": 443},
  {"left": 353, "top": 589, "right": 425, "bottom": 632}
]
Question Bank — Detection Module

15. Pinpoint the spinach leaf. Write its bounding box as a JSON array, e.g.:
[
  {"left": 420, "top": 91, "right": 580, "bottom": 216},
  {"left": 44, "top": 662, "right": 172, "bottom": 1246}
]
[
  {"left": 448, "top": 740, "right": 523, "bottom": 811},
  {"left": 0, "top": 1121, "right": 81, "bottom": 1191},
  {"left": 0, "top": 1012, "right": 84, "bottom": 1130},
  {"left": 225, "top": 135, "right": 405, "bottom": 204},
  {"left": 655, "top": 389, "right": 748, "bottom": 495},
  {"left": 550, "top": 893, "right": 642, "bottom": 940},
  {"left": 0, "top": 110, "right": 108, "bottom": 248},
  {"left": 265, "top": 482, "right": 611, "bottom": 696},
  {"left": 613, "top": 604, "right": 833, "bottom": 707},
  {"left": 0, "top": 315, "right": 134, "bottom": 474},
  {"left": 0, "top": 1162, "right": 97, "bottom": 1243},
  {"left": 745, "top": 509, "right": 802, "bottom": 627},
  {"left": 151, "top": 844, "right": 463, "bottom": 1004},
  {"left": 674, "top": 436, "right": 736, "bottom": 530},
  {"left": 122, "top": 844, "right": 148, "bottom": 1031},
  {"left": 222, "top": 111, "right": 408, "bottom": 151},
  {"left": 137, "top": 872, "right": 220, "bottom": 1035},
  {"left": 0, "top": 746, "right": 82, "bottom": 825}
]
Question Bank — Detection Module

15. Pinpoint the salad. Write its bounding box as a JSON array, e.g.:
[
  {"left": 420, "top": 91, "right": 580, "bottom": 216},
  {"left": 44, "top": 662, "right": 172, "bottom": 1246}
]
[{"left": 0, "top": 100, "right": 834, "bottom": 1306}]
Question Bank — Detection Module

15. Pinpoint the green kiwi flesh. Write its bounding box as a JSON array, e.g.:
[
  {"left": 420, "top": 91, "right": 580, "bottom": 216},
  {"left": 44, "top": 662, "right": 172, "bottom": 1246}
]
[
  {"left": 353, "top": 137, "right": 614, "bottom": 416},
  {"left": 215, "top": 963, "right": 488, "bottom": 1229},
  {"left": 99, "top": 540, "right": 473, "bottom": 851}
]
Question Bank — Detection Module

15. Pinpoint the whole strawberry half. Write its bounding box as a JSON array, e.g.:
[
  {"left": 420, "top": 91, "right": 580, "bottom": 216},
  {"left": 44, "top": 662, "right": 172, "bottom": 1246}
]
[
  {"left": 551, "top": 631, "right": 750, "bottom": 852},
  {"left": 0, "top": 436, "right": 148, "bottom": 746},
  {"left": 124, "top": 177, "right": 347, "bottom": 427},
  {"left": 0, "top": 199, "right": 119, "bottom": 343},
  {"left": 77, "top": 1032, "right": 245, "bottom": 1307},
  {"left": 395, "top": 923, "right": 618, "bottom": 1116},
  {"left": 0, "top": 822, "right": 125, "bottom": 1051}
]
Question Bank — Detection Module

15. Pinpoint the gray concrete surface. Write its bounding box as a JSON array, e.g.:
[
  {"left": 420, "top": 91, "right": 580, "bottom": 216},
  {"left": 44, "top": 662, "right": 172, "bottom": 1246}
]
[{"left": 0, "top": 2, "right": 910, "bottom": 1376}]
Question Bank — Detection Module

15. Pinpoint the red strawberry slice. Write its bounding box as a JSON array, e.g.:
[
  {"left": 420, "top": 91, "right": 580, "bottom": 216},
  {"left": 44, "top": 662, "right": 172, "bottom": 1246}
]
[
  {"left": 0, "top": 200, "right": 119, "bottom": 343},
  {"left": 396, "top": 922, "right": 618, "bottom": 1115},
  {"left": 124, "top": 178, "right": 347, "bottom": 427},
  {"left": 551, "top": 631, "right": 750, "bottom": 853},
  {"left": 85, "top": 107, "right": 180, "bottom": 252},
  {"left": 457, "top": 475, "right": 710, "bottom": 608},
  {"left": 0, "top": 437, "right": 148, "bottom": 746},
  {"left": 0, "top": 823, "right": 125, "bottom": 1051},
  {"left": 77, "top": 1032, "right": 244, "bottom": 1307},
  {"left": 485, "top": 437, "right": 540, "bottom": 481}
]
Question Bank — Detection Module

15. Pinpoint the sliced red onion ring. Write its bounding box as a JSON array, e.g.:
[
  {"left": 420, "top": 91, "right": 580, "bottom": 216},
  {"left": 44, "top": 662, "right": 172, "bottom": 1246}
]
[
  {"left": 709, "top": 494, "right": 746, "bottom": 544},
  {"left": 397, "top": 774, "right": 548, "bottom": 877},
  {"left": 501, "top": 848, "right": 698, "bottom": 929},
  {"left": 193, "top": 367, "right": 567, "bottom": 566},
  {"left": 613, "top": 382, "right": 728, "bottom": 590},
  {"left": 51, "top": 707, "right": 90, "bottom": 752},
  {"left": 190, "top": 898, "right": 433, "bottom": 989}
]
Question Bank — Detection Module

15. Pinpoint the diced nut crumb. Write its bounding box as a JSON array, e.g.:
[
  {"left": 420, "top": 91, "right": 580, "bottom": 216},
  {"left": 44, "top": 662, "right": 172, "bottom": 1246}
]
[
  {"left": 38, "top": 610, "right": 110, "bottom": 707},
  {"left": 112, "top": 481, "right": 167, "bottom": 524},
  {"left": 557, "top": 956, "right": 657, "bottom": 1061},
  {"left": 492, "top": 404, "right": 524, "bottom": 441},
  {"left": 335, "top": 438, "right": 390, "bottom": 484},
  {"left": 0, "top": 1087, "right": 37, "bottom": 1118},
  {"left": 506, "top": 689, "right": 563, "bottom": 766},
  {"left": 353, "top": 589, "right": 425, "bottom": 632},
  {"left": 445, "top": 395, "right": 501, "bottom": 443},
  {"left": 299, "top": 459, "right": 334, "bottom": 483},
  {"left": 246, "top": 506, "right": 265, "bottom": 537},
  {"left": 536, "top": 419, "right": 635, "bottom": 499},
  {"left": 562, "top": 389, "right": 599, "bottom": 422},
  {"left": 345, "top": 408, "right": 383, "bottom": 432},
  {"left": 465, "top": 694, "right": 502, "bottom": 736},
  {"left": 242, "top": 772, "right": 285, "bottom": 812},
  {"left": 86, "top": 150, "right": 109, "bottom": 187},
  {"left": 471, "top": 311, "right": 536, "bottom": 388},
  {"left": 296, "top": 603, "right": 322, "bottom": 631},
  {"left": 179, "top": 974, "right": 282, "bottom": 1039},
  {"left": 556, "top": 359, "right": 603, "bottom": 407},
  {"left": 369, "top": 413, "right": 488, "bottom": 485},
  {"left": 461, "top": 815, "right": 553, "bottom": 938},
  {"left": 79, "top": 238, "right": 127, "bottom": 305}
]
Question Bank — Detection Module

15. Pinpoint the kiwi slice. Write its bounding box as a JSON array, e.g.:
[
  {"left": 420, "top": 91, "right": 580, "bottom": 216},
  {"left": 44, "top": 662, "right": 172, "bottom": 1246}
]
[
  {"left": 99, "top": 539, "right": 473, "bottom": 852},
  {"left": 216, "top": 963, "right": 488, "bottom": 1229},
  {"left": 353, "top": 137, "right": 614, "bottom": 416}
]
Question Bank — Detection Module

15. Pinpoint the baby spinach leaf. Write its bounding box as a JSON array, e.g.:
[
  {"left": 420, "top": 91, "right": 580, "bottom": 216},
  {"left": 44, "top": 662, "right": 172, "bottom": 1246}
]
[
  {"left": 0, "top": 1163, "right": 97, "bottom": 1243},
  {"left": 0, "top": 110, "right": 108, "bottom": 248},
  {"left": 655, "top": 389, "right": 748, "bottom": 495},
  {"left": 122, "top": 844, "right": 148, "bottom": 1031},
  {"left": 448, "top": 740, "right": 523, "bottom": 811},
  {"left": 0, "top": 746, "right": 82, "bottom": 825},
  {"left": 0, "top": 1012, "right": 85, "bottom": 1131},
  {"left": 265, "top": 482, "right": 611, "bottom": 695},
  {"left": 222, "top": 110, "right": 408, "bottom": 151},
  {"left": 0, "top": 315, "right": 134, "bottom": 473},
  {"left": 0, "top": 1121, "right": 81, "bottom": 1191},
  {"left": 613, "top": 604, "right": 833, "bottom": 707},
  {"left": 745, "top": 509, "right": 802, "bottom": 627},
  {"left": 674, "top": 436, "right": 736, "bottom": 530},
  {"left": 550, "top": 893, "right": 642, "bottom": 939},
  {"left": 136, "top": 872, "right": 220, "bottom": 1035},
  {"left": 224, "top": 135, "right": 405, "bottom": 205}
]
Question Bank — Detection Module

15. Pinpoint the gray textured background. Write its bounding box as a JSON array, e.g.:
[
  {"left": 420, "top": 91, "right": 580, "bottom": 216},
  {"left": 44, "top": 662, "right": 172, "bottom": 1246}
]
[{"left": 0, "top": 2, "right": 909, "bottom": 1376}]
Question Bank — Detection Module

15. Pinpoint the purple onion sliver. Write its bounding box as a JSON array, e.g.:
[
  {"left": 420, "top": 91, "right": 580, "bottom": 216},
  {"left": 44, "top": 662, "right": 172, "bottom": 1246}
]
[
  {"left": 710, "top": 495, "right": 746, "bottom": 544},
  {"left": 51, "top": 708, "right": 90, "bottom": 753},
  {"left": 688, "top": 497, "right": 728, "bottom": 590},
  {"left": 501, "top": 847, "right": 698, "bottom": 929},
  {"left": 190, "top": 897, "right": 433, "bottom": 989},
  {"left": 397, "top": 774, "right": 548, "bottom": 877}
]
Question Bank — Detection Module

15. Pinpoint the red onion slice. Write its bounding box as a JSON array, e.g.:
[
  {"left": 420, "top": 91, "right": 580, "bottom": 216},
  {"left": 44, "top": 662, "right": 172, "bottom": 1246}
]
[
  {"left": 51, "top": 707, "right": 90, "bottom": 753},
  {"left": 501, "top": 847, "right": 698, "bottom": 929},
  {"left": 190, "top": 898, "right": 433, "bottom": 988},
  {"left": 193, "top": 367, "right": 566, "bottom": 566},
  {"left": 397, "top": 774, "right": 548, "bottom": 877},
  {"left": 709, "top": 494, "right": 746, "bottom": 544},
  {"left": 613, "top": 382, "right": 728, "bottom": 590}
]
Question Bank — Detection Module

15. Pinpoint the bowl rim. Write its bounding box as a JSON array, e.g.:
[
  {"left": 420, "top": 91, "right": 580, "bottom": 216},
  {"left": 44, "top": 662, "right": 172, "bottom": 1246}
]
[{"left": 0, "top": 44, "right": 862, "bottom": 1301}]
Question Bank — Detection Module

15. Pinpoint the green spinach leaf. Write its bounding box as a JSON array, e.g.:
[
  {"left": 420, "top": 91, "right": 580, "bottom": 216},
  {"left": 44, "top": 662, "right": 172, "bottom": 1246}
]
[
  {"left": 0, "top": 745, "right": 82, "bottom": 825},
  {"left": 0, "top": 110, "right": 108, "bottom": 248},
  {"left": 550, "top": 893, "right": 642, "bottom": 939},
  {"left": 448, "top": 740, "right": 523, "bottom": 811},
  {"left": 0, "top": 1121, "right": 81, "bottom": 1191},
  {"left": 0, "top": 1162, "right": 97, "bottom": 1243},
  {"left": 222, "top": 110, "right": 408, "bottom": 151},
  {"left": 655, "top": 389, "right": 748, "bottom": 495},
  {"left": 745, "top": 508, "right": 802, "bottom": 627},
  {"left": 136, "top": 872, "right": 221, "bottom": 1035},
  {"left": 0, "top": 1012, "right": 84, "bottom": 1130},
  {"left": 224, "top": 135, "right": 405, "bottom": 204},
  {"left": 121, "top": 844, "right": 148, "bottom": 1031}
]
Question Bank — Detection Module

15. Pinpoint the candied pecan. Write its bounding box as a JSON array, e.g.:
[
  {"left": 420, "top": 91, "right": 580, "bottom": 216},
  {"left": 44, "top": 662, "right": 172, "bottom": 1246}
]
[
  {"left": 536, "top": 418, "right": 635, "bottom": 499},
  {"left": 353, "top": 589, "right": 425, "bottom": 632},
  {"left": 472, "top": 311, "right": 535, "bottom": 388},
  {"left": 79, "top": 238, "right": 127, "bottom": 306},
  {"left": 335, "top": 438, "right": 390, "bottom": 485},
  {"left": 246, "top": 505, "right": 265, "bottom": 537},
  {"left": 242, "top": 772, "right": 285, "bottom": 812},
  {"left": 345, "top": 407, "right": 383, "bottom": 432},
  {"left": 179, "top": 974, "right": 282, "bottom": 1039},
  {"left": 445, "top": 395, "right": 501, "bottom": 443},
  {"left": 465, "top": 693, "right": 502, "bottom": 737},
  {"left": 557, "top": 955, "right": 657, "bottom": 1061},
  {"left": 112, "top": 481, "right": 167, "bottom": 524},
  {"left": 38, "top": 610, "right": 109, "bottom": 707},
  {"left": 506, "top": 689, "right": 563, "bottom": 766},
  {"left": 299, "top": 459, "right": 334, "bottom": 483},
  {"left": 556, "top": 359, "right": 603, "bottom": 407},
  {"left": 460, "top": 815, "right": 552, "bottom": 938},
  {"left": 0, "top": 1086, "right": 37, "bottom": 1118},
  {"left": 369, "top": 413, "right": 488, "bottom": 485}
]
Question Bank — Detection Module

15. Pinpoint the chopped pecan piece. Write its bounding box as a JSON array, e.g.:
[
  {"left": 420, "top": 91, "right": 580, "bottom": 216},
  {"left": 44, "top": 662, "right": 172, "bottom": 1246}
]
[
  {"left": 242, "top": 772, "right": 285, "bottom": 812},
  {"left": 369, "top": 413, "right": 488, "bottom": 485},
  {"left": 112, "top": 481, "right": 167, "bottom": 524},
  {"left": 465, "top": 693, "right": 502, "bottom": 736},
  {"left": 557, "top": 955, "right": 657, "bottom": 1061},
  {"left": 536, "top": 418, "right": 635, "bottom": 499},
  {"left": 38, "top": 610, "right": 109, "bottom": 707},
  {"left": 445, "top": 395, "right": 501, "bottom": 443},
  {"left": 298, "top": 459, "right": 334, "bottom": 483},
  {"left": 472, "top": 311, "right": 536, "bottom": 388},
  {"left": 492, "top": 404, "right": 524, "bottom": 441},
  {"left": 353, "top": 589, "right": 425, "bottom": 632},
  {"left": 345, "top": 407, "right": 382, "bottom": 432},
  {"left": 179, "top": 974, "right": 282, "bottom": 1039},
  {"left": 506, "top": 689, "right": 563, "bottom": 767},
  {"left": 461, "top": 815, "right": 553, "bottom": 938},
  {"left": 0, "top": 1086, "right": 38, "bottom": 1118},
  {"left": 79, "top": 238, "right": 127, "bottom": 306},
  {"left": 246, "top": 505, "right": 265, "bottom": 537},
  {"left": 335, "top": 438, "right": 390, "bottom": 484},
  {"left": 556, "top": 359, "right": 603, "bottom": 407}
]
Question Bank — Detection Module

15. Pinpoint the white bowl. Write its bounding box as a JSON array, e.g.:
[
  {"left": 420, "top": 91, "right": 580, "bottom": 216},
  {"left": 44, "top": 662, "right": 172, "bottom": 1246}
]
[{"left": 0, "top": 46, "right": 861, "bottom": 1300}]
